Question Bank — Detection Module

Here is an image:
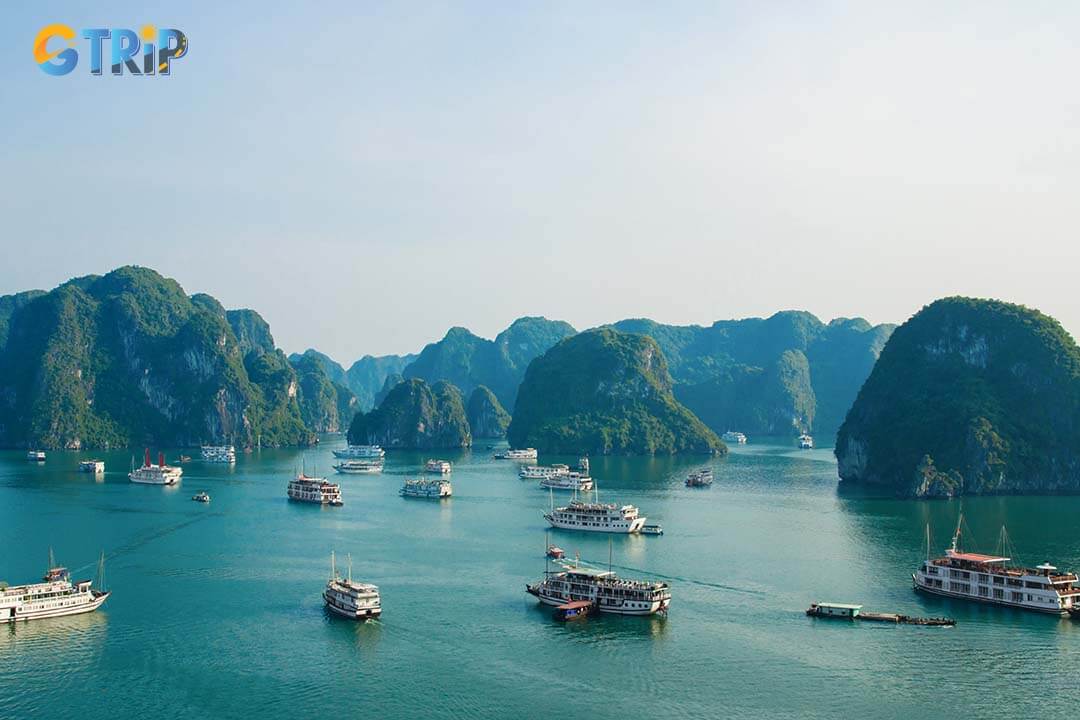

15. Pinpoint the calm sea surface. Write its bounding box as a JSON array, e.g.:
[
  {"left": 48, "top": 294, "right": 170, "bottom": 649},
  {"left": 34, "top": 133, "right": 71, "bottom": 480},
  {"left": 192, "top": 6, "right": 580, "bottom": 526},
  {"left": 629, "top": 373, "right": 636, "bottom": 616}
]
[{"left": 2, "top": 439, "right": 1079, "bottom": 718}]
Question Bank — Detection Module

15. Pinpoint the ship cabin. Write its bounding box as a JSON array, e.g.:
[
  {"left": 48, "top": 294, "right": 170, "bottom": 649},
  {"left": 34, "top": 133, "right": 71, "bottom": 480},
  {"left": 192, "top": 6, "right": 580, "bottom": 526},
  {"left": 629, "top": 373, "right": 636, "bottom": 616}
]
[{"left": 808, "top": 602, "right": 862, "bottom": 618}]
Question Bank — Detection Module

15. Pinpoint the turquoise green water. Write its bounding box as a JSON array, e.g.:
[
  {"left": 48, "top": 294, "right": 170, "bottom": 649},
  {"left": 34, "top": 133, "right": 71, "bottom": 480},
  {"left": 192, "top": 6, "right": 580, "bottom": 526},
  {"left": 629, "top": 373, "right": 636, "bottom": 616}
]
[{"left": 3, "top": 440, "right": 1080, "bottom": 718}]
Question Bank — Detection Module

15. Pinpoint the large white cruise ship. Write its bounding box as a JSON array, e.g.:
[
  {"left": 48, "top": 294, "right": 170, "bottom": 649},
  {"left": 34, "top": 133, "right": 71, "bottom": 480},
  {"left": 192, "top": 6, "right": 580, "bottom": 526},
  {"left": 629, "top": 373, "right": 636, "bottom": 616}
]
[
  {"left": 527, "top": 561, "right": 671, "bottom": 616},
  {"left": 495, "top": 448, "right": 538, "bottom": 460},
  {"left": 201, "top": 445, "right": 236, "bottom": 463},
  {"left": 913, "top": 520, "right": 1080, "bottom": 614},
  {"left": 544, "top": 495, "right": 647, "bottom": 534},
  {"left": 323, "top": 552, "right": 381, "bottom": 621},
  {"left": 522, "top": 457, "right": 594, "bottom": 491},
  {"left": 332, "top": 445, "right": 385, "bottom": 459},
  {"left": 400, "top": 477, "right": 452, "bottom": 499},
  {"left": 1, "top": 555, "right": 110, "bottom": 623},
  {"left": 129, "top": 450, "right": 183, "bottom": 485},
  {"left": 287, "top": 472, "right": 343, "bottom": 506}
]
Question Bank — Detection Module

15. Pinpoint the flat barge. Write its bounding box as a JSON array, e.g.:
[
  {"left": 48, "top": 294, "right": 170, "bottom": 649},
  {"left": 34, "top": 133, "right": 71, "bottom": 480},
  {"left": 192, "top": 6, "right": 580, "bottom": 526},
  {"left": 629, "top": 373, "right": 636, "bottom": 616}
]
[{"left": 807, "top": 602, "right": 955, "bottom": 626}]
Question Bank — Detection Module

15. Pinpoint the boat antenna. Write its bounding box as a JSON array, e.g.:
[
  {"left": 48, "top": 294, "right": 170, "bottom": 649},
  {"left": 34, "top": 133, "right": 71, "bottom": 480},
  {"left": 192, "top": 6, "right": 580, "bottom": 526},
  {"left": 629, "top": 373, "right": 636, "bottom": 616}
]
[{"left": 96, "top": 550, "right": 106, "bottom": 592}]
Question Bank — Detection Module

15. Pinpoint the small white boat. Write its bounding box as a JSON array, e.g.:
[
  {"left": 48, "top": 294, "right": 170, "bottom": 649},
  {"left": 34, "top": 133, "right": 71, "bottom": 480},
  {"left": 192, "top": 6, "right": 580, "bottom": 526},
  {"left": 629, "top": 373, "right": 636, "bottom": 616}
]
[
  {"left": 494, "top": 448, "right": 538, "bottom": 461},
  {"left": 400, "top": 477, "right": 452, "bottom": 499},
  {"left": 26, "top": 450, "right": 46, "bottom": 462},
  {"left": 79, "top": 460, "right": 105, "bottom": 474},
  {"left": 798, "top": 434, "right": 814, "bottom": 449},
  {"left": 641, "top": 524, "right": 664, "bottom": 535},
  {"left": 685, "top": 469, "right": 713, "bottom": 487},
  {"left": 333, "top": 460, "right": 384, "bottom": 474},
  {"left": 721, "top": 431, "right": 747, "bottom": 444},
  {"left": 192, "top": 491, "right": 211, "bottom": 503},
  {"left": 424, "top": 459, "right": 452, "bottom": 474},
  {"left": 200, "top": 445, "right": 236, "bottom": 463}
]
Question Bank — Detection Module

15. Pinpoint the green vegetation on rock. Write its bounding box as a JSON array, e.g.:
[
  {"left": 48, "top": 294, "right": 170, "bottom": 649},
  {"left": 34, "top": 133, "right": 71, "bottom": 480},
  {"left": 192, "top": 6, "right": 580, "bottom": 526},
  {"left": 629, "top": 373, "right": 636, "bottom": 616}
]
[
  {"left": 0, "top": 266, "right": 312, "bottom": 449},
  {"left": 835, "top": 297, "right": 1080, "bottom": 497},
  {"left": 466, "top": 385, "right": 511, "bottom": 438},
  {"left": 347, "top": 378, "right": 472, "bottom": 449},
  {"left": 508, "top": 329, "right": 724, "bottom": 455}
]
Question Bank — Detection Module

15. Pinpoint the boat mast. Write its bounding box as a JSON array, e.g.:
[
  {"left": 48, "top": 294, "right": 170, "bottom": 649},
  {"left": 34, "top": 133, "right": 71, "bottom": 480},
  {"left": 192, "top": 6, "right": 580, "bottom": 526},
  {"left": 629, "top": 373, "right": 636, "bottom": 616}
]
[
  {"left": 608, "top": 536, "right": 613, "bottom": 573},
  {"left": 347, "top": 553, "right": 352, "bottom": 583},
  {"left": 47, "top": 546, "right": 55, "bottom": 571},
  {"left": 330, "top": 550, "right": 336, "bottom": 580},
  {"left": 950, "top": 513, "right": 963, "bottom": 553},
  {"left": 926, "top": 523, "right": 931, "bottom": 562},
  {"left": 96, "top": 550, "right": 106, "bottom": 591}
]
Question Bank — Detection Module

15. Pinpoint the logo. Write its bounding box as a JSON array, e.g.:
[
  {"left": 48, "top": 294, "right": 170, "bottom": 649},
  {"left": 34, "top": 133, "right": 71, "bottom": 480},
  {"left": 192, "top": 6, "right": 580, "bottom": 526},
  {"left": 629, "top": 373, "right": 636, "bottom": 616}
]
[{"left": 34, "top": 24, "right": 188, "bottom": 76}]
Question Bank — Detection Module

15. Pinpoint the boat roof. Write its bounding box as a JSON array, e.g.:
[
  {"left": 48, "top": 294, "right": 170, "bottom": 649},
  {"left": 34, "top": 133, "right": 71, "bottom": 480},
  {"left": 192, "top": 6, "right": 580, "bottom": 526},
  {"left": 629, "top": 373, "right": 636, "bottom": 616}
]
[
  {"left": 562, "top": 566, "right": 616, "bottom": 578},
  {"left": 557, "top": 600, "right": 593, "bottom": 610},
  {"left": 816, "top": 602, "right": 862, "bottom": 610},
  {"left": 946, "top": 551, "right": 1009, "bottom": 563}
]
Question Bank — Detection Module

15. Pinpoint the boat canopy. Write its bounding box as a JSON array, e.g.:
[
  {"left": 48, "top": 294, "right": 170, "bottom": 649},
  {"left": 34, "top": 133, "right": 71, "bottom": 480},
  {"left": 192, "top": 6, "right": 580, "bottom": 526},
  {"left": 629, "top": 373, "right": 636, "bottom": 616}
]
[{"left": 946, "top": 551, "right": 1009, "bottom": 563}]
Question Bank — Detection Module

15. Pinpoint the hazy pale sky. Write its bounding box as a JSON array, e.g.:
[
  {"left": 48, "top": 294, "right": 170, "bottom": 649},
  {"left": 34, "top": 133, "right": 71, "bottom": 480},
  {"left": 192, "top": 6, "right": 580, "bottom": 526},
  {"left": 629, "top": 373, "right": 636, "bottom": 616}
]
[{"left": 3, "top": 2, "right": 1078, "bottom": 365}]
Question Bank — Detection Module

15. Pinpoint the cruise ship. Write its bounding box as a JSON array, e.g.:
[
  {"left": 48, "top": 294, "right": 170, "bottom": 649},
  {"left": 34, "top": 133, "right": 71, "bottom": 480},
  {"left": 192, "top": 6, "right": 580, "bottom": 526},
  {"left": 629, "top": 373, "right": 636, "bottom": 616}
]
[
  {"left": 913, "top": 520, "right": 1080, "bottom": 615},
  {"left": 129, "top": 450, "right": 183, "bottom": 485},
  {"left": 424, "top": 459, "right": 452, "bottom": 474},
  {"left": 685, "top": 468, "right": 713, "bottom": 487},
  {"left": 544, "top": 495, "right": 647, "bottom": 534},
  {"left": 721, "top": 431, "right": 747, "bottom": 444},
  {"left": 26, "top": 450, "right": 46, "bottom": 462},
  {"left": 798, "top": 434, "right": 814, "bottom": 449},
  {"left": 332, "top": 444, "right": 385, "bottom": 459},
  {"left": 323, "top": 552, "right": 381, "bottom": 621},
  {"left": 540, "top": 473, "right": 594, "bottom": 492},
  {"left": 287, "top": 472, "right": 343, "bottom": 506},
  {"left": 201, "top": 445, "right": 237, "bottom": 463},
  {"left": 78, "top": 459, "right": 105, "bottom": 474},
  {"left": 495, "top": 448, "right": 538, "bottom": 460},
  {"left": 1, "top": 554, "right": 110, "bottom": 623},
  {"left": 526, "top": 562, "right": 671, "bottom": 616},
  {"left": 333, "top": 460, "right": 384, "bottom": 474},
  {"left": 520, "top": 464, "right": 571, "bottom": 480},
  {"left": 524, "top": 457, "right": 594, "bottom": 491},
  {"left": 400, "top": 477, "right": 452, "bottom": 498}
]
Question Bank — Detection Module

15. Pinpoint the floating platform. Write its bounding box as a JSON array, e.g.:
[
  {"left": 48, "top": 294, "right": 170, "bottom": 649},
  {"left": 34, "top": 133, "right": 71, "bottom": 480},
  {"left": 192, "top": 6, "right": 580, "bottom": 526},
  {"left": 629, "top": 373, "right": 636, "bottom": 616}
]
[{"left": 806, "top": 602, "right": 955, "bottom": 626}]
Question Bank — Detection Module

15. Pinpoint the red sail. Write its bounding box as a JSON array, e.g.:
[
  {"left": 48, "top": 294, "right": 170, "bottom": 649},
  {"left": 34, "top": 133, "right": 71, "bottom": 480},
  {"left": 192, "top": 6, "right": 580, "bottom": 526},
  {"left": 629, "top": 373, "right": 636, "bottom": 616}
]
[{"left": 144, "top": 448, "right": 150, "bottom": 467}]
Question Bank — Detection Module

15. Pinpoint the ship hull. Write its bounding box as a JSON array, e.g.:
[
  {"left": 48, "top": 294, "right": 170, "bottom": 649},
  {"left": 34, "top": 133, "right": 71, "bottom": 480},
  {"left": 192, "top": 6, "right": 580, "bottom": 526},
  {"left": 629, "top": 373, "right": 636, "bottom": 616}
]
[
  {"left": 3, "top": 591, "right": 110, "bottom": 624},
  {"left": 545, "top": 516, "right": 645, "bottom": 534},
  {"left": 530, "top": 590, "right": 665, "bottom": 616},
  {"left": 912, "top": 575, "right": 1069, "bottom": 616}
]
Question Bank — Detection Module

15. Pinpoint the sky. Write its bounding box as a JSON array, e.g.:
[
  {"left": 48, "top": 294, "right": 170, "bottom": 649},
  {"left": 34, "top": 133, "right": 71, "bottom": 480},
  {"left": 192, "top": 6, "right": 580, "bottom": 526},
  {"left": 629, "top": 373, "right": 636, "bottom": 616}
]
[{"left": 3, "top": 2, "right": 1078, "bottom": 365}]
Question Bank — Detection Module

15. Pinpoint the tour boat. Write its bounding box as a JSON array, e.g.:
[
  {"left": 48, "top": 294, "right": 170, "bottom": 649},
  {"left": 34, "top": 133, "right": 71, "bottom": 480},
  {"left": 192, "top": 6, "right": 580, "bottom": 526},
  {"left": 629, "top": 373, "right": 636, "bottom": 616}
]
[
  {"left": 641, "top": 524, "right": 664, "bottom": 535},
  {"left": 287, "top": 472, "right": 343, "bottom": 506},
  {"left": 685, "top": 469, "right": 713, "bottom": 487},
  {"left": 553, "top": 600, "right": 593, "bottom": 621},
  {"left": 78, "top": 460, "right": 105, "bottom": 474},
  {"left": 26, "top": 450, "right": 45, "bottom": 462},
  {"left": 494, "top": 448, "right": 538, "bottom": 461},
  {"left": 332, "top": 445, "right": 385, "bottom": 459},
  {"left": 424, "top": 459, "right": 452, "bottom": 474},
  {"left": 1, "top": 552, "right": 110, "bottom": 623},
  {"left": 721, "top": 431, "right": 748, "bottom": 444},
  {"left": 128, "top": 450, "right": 183, "bottom": 485},
  {"left": 540, "top": 474, "right": 594, "bottom": 492},
  {"left": 527, "top": 561, "right": 671, "bottom": 616},
  {"left": 333, "top": 460, "right": 384, "bottom": 475},
  {"left": 192, "top": 491, "right": 211, "bottom": 503},
  {"left": 798, "top": 434, "right": 814, "bottom": 449},
  {"left": 323, "top": 551, "right": 381, "bottom": 621},
  {"left": 520, "top": 464, "right": 570, "bottom": 480},
  {"left": 200, "top": 445, "right": 237, "bottom": 464},
  {"left": 544, "top": 491, "right": 647, "bottom": 534},
  {"left": 913, "top": 518, "right": 1080, "bottom": 615},
  {"left": 400, "top": 477, "right": 452, "bottom": 499},
  {"left": 547, "top": 545, "right": 566, "bottom": 560}
]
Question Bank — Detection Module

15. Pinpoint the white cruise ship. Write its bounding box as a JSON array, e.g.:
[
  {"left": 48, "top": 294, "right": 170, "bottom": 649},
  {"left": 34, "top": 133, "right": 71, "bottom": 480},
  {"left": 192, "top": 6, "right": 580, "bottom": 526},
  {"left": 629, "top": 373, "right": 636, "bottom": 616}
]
[
  {"left": 424, "top": 459, "right": 452, "bottom": 474},
  {"left": 540, "top": 473, "right": 594, "bottom": 492},
  {"left": 201, "top": 445, "right": 237, "bottom": 463},
  {"left": 78, "top": 459, "right": 105, "bottom": 474},
  {"left": 400, "top": 477, "right": 452, "bottom": 499},
  {"left": 323, "top": 552, "right": 381, "bottom": 621},
  {"left": 913, "top": 520, "right": 1080, "bottom": 615},
  {"left": 721, "top": 431, "right": 747, "bottom": 444},
  {"left": 287, "top": 472, "right": 343, "bottom": 506},
  {"left": 527, "top": 562, "right": 671, "bottom": 616},
  {"left": 1, "top": 555, "right": 110, "bottom": 623},
  {"left": 520, "top": 464, "right": 570, "bottom": 480},
  {"left": 495, "top": 448, "right": 538, "bottom": 460},
  {"left": 129, "top": 450, "right": 183, "bottom": 485},
  {"left": 333, "top": 460, "right": 384, "bottom": 474},
  {"left": 685, "top": 468, "right": 713, "bottom": 487},
  {"left": 332, "top": 445, "right": 385, "bottom": 459},
  {"left": 545, "top": 497, "right": 647, "bottom": 534},
  {"left": 26, "top": 450, "right": 46, "bottom": 462}
]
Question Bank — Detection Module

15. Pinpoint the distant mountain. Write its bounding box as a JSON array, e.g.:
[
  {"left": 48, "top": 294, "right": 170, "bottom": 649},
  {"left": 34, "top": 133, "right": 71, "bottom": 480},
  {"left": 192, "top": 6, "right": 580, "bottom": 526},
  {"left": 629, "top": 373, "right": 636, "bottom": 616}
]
[
  {"left": 288, "top": 348, "right": 349, "bottom": 387},
  {"left": 836, "top": 298, "right": 1080, "bottom": 497},
  {"left": 608, "top": 312, "right": 895, "bottom": 442},
  {"left": 0, "top": 266, "right": 312, "bottom": 449},
  {"left": 403, "top": 317, "right": 576, "bottom": 411},
  {"left": 345, "top": 354, "right": 416, "bottom": 411},
  {"left": 467, "top": 385, "right": 510, "bottom": 438},
  {"left": 508, "top": 329, "right": 724, "bottom": 455},
  {"left": 289, "top": 353, "right": 359, "bottom": 433},
  {"left": 347, "top": 378, "right": 472, "bottom": 449}
]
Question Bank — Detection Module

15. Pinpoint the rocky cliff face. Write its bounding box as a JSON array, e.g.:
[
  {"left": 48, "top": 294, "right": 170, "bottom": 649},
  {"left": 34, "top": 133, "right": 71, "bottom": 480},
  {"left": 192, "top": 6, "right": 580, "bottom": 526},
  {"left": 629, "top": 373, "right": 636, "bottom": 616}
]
[
  {"left": 0, "top": 266, "right": 312, "bottom": 449},
  {"left": 835, "top": 297, "right": 1080, "bottom": 497},
  {"left": 466, "top": 385, "right": 510, "bottom": 438},
  {"left": 508, "top": 329, "right": 724, "bottom": 455},
  {"left": 347, "top": 378, "right": 472, "bottom": 449}
]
